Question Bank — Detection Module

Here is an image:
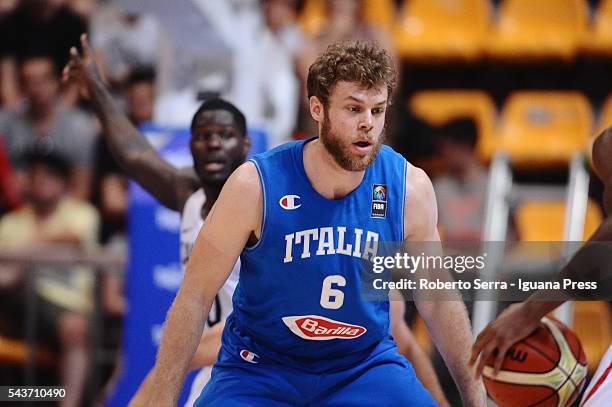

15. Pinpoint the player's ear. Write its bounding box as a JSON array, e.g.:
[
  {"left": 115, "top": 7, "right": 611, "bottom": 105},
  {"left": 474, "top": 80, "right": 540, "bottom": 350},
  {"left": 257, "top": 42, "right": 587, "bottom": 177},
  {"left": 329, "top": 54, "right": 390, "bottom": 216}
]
[
  {"left": 309, "top": 96, "right": 324, "bottom": 123},
  {"left": 242, "top": 135, "right": 251, "bottom": 157}
]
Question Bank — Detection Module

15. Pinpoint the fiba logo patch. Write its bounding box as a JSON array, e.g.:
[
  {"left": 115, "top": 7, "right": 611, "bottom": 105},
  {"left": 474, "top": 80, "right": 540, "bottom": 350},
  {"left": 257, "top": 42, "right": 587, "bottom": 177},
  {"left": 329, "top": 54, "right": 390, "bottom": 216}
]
[
  {"left": 240, "top": 349, "right": 259, "bottom": 364},
  {"left": 280, "top": 194, "right": 301, "bottom": 210},
  {"left": 371, "top": 184, "right": 387, "bottom": 218}
]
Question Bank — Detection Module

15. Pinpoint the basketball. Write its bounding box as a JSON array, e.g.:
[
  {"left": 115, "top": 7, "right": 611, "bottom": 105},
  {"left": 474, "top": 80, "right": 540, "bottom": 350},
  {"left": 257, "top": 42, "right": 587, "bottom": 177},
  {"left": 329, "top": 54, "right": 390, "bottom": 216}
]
[{"left": 483, "top": 317, "right": 588, "bottom": 407}]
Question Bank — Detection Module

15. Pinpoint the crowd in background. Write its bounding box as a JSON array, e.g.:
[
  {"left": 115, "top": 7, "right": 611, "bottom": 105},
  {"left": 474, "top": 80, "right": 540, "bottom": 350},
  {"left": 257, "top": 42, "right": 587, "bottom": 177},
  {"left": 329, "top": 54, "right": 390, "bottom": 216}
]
[{"left": 0, "top": 0, "right": 609, "bottom": 406}]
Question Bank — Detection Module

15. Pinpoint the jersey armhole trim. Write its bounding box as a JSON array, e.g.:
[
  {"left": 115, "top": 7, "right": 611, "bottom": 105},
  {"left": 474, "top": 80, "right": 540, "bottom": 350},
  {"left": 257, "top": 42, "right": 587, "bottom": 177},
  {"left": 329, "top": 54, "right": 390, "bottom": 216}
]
[
  {"left": 244, "top": 158, "right": 267, "bottom": 252},
  {"left": 401, "top": 161, "right": 407, "bottom": 241}
]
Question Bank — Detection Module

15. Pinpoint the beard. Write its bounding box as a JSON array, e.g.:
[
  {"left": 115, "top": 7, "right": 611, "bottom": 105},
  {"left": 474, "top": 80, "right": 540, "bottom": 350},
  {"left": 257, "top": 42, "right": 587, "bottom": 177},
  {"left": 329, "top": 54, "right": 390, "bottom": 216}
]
[{"left": 320, "top": 114, "right": 384, "bottom": 172}]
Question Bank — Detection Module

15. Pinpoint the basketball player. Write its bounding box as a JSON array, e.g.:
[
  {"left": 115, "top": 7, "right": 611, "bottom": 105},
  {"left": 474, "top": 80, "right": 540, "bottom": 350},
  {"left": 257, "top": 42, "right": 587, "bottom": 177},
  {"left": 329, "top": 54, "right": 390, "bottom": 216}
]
[
  {"left": 470, "top": 128, "right": 612, "bottom": 406},
  {"left": 135, "top": 40, "right": 485, "bottom": 406},
  {"left": 63, "top": 36, "right": 452, "bottom": 406},
  {"left": 61, "top": 36, "right": 249, "bottom": 404}
]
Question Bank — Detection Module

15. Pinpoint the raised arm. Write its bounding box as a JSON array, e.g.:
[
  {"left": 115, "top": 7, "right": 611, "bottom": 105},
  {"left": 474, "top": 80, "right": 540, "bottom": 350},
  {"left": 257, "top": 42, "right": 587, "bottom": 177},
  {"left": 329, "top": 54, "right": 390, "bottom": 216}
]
[
  {"left": 147, "top": 161, "right": 262, "bottom": 406},
  {"left": 404, "top": 164, "right": 486, "bottom": 407},
  {"left": 62, "top": 34, "right": 197, "bottom": 211}
]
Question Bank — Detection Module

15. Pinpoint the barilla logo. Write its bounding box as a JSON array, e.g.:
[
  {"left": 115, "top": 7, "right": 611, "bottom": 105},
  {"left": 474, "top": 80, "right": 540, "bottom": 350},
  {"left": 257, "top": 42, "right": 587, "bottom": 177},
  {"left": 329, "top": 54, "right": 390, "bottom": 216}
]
[
  {"left": 282, "top": 315, "right": 367, "bottom": 341},
  {"left": 240, "top": 349, "right": 259, "bottom": 364},
  {"left": 280, "top": 195, "right": 301, "bottom": 210}
]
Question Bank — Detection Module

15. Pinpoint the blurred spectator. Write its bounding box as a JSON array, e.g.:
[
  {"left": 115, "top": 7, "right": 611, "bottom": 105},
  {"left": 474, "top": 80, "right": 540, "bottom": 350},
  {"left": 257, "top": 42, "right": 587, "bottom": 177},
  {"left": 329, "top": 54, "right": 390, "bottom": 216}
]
[
  {"left": 432, "top": 118, "right": 487, "bottom": 241},
  {"left": 0, "top": 0, "right": 87, "bottom": 107},
  {"left": 123, "top": 68, "right": 155, "bottom": 127},
  {"left": 0, "top": 0, "right": 17, "bottom": 17},
  {"left": 67, "top": 0, "right": 96, "bottom": 21},
  {"left": 0, "top": 136, "right": 22, "bottom": 215},
  {"left": 162, "top": 0, "right": 299, "bottom": 147},
  {"left": 295, "top": 0, "right": 396, "bottom": 137},
  {"left": 0, "top": 150, "right": 100, "bottom": 407},
  {"left": 89, "top": 1, "right": 161, "bottom": 89},
  {"left": 261, "top": 0, "right": 305, "bottom": 58},
  {"left": 0, "top": 55, "right": 97, "bottom": 200}
]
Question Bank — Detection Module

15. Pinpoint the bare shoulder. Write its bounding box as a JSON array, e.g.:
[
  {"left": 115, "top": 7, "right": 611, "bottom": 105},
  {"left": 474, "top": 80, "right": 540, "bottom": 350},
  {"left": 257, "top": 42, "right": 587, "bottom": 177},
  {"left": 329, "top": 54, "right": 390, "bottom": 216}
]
[
  {"left": 404, "top": 163, "right": 439, "bottom": 240},
  {"left": 405, "top": 163, "right": 436, "bottom": 204},
  {"left": 212, "top": 162, "right": 263, "bottom": 234},
  {"left": 224, "top": 161, "right": 261, "bottom": 194}
]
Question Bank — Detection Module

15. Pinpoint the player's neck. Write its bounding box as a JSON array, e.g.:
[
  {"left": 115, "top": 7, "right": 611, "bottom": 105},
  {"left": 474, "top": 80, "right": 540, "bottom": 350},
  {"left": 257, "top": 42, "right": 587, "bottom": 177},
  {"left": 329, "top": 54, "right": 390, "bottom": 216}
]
[
  {"left": 201, "top": 184, "right": 222, "bottom": 218},
  {"left": 303, "top": 139, "right": 365, "bottom": 200}
]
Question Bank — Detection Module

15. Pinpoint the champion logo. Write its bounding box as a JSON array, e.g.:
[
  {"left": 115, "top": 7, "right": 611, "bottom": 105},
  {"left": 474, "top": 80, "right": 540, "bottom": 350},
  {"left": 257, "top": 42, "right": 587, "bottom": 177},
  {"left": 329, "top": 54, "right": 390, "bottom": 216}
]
[
  {"left": 279, "top": 195, "right": 301, "bottom": 210},
  {"left": 282, "top": 315, "right": 367, "bottom": 341},
  {"left": 239, "top": 349, "right": 259, "bottom": 364}
]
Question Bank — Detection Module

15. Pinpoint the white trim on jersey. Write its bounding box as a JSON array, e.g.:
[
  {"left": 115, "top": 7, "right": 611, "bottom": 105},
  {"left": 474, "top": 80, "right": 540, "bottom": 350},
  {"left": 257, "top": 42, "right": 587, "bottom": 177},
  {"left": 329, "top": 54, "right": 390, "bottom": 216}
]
[{"left": 581, "top": 344, "right": 612, "bottom": 407}]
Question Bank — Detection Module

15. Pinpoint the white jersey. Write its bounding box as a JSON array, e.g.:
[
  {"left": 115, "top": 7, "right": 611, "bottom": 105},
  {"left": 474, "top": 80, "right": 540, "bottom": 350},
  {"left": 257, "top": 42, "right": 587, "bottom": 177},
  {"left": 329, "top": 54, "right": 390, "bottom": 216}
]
[
  {"left": 581, "top": 343, "right": 612, "bottom": 407},
  {"left": 180, "top": 188, "right": 240, "bottom": 407}
]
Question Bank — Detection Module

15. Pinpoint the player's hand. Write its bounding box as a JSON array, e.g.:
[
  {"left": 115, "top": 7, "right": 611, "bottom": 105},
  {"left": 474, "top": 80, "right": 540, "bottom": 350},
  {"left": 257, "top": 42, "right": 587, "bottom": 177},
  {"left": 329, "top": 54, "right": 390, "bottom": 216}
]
[
  {"left": 469, "top": 302, "right": 541, "bottom": 378},
  {"left": 62, "top": 33, "right": 104, "bottom": 99}
]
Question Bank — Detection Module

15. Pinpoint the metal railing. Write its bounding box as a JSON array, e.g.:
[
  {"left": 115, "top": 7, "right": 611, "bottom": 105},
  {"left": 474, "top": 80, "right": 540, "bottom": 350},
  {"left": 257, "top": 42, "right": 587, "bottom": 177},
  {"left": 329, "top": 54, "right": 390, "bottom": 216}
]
[{"left": 0, "top": 245, "right": 126, "bottom": 394}]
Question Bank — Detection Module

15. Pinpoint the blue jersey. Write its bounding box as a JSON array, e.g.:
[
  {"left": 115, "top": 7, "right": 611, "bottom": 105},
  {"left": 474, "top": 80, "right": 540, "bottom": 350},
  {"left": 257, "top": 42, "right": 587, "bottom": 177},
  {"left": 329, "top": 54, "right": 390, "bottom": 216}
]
[{"left": 225, "top": 137, "right": 407, "bottom": 372}]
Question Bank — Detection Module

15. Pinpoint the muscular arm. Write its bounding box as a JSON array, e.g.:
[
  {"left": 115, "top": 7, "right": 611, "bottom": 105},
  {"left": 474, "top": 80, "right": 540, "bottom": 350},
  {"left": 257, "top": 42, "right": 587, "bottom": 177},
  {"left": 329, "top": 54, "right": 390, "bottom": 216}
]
[
  {"left": 405, "top": 165, "right": 486, "bottom": 406},
  {"left": 128, "top": 321, "right": 224, "bottom": 407},
  {"left": 63, "top": 35, "right": 197, "bottom": 210},
  {"left": 390, "top": 298, "right": 450, "bottom": 407},
  {"left": 147, "top": 162, "right": 262, "bottom": 405}
]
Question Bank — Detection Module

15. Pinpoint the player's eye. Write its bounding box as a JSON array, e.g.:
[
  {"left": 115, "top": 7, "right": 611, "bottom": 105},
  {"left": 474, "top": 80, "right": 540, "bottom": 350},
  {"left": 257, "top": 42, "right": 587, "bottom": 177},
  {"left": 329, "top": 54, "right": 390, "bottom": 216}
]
[
  {"left": 372, "top": 108, "right": 385, "bottom": 115},
  {"left": 348, "top": 106, "right": 360, "bottom": 113}
]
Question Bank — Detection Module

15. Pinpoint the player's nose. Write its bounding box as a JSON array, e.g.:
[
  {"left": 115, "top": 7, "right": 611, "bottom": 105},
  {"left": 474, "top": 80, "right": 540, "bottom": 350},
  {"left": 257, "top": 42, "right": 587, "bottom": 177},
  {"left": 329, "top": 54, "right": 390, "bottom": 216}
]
[
  {"left": 359, "top": 112, "right": 374, "bottom": 132},
  {"left": 206, "top": 133, "right": 223, "bottom": 149}
]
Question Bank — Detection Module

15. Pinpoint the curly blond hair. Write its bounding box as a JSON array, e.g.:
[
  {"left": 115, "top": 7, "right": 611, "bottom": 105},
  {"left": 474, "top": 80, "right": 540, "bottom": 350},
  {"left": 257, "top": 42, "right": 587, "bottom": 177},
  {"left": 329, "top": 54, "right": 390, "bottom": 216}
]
[{"left": 306, "top": 41, "right": 396, "bottom": 107}]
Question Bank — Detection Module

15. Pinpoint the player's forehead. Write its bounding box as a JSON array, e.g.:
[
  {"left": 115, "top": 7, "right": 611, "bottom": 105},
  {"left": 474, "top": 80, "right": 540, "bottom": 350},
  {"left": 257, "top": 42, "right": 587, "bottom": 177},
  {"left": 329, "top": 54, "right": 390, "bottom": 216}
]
[
  {"left": 192, "top": 109, "right": 238, "bottom": 130},
  {"left": 329, "top": 81, "right": 388, "bottom": 105}
]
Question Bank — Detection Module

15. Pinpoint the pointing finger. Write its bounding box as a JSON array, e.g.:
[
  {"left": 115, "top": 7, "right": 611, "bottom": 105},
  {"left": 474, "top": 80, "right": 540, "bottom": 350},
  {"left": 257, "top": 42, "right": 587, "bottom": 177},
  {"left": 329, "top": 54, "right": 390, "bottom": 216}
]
[
  {"left": 80, "top": 33, "right": 92, "bottom": 60},
  {"left": 475, "top": 342, "right": 497, "bottom": 379},
  {"left": 470, "top": 331, "right": 489, "bottom": 366},
  {"left": 69, "top": 47, "right": 81, "bottom": 64}
]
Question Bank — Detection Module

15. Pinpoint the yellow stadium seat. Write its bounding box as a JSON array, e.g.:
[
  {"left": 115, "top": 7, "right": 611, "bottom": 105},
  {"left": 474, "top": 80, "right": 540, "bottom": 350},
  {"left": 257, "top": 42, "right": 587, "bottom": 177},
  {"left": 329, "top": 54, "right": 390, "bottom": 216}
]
[
  {"left": 0, "top": 334, "right": 56, "bottom": 367},
  {"left": 487, "top": 0, "right": 589, "bottom": 61},
  {"left": 492, "top": 91, "right": 593, "bottom": 167},
  {"left": 408, "top": 90, "right": 496, "bottom": 160},
  {"left": 573, "top": 301, "right": 612, "bottom": 374},
  {"left": 299, "top": 0, "right": 396, "bottom": 36},
  {"left": 515, "top": 200, "right": 603, "bottom": 241},
  {"left": 362, "top": 0, "right": 396, "bottom": 30},
  {"left": 581, "top": 0, "right": 612, "bottom": 56},
  {"left": 299, "top": 0, "right": 326, "bottom": 36},
  {"left": 394, "top": 0, "right": 491, "bottom": 61}
]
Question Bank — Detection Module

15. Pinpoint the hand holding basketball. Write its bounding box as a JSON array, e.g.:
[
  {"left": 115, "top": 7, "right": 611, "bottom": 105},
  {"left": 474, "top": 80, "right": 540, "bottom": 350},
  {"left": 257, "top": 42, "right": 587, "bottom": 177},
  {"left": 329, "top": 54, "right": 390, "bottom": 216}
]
[{"left": 470, "top": 302, "right": 541, "bottom": 377}]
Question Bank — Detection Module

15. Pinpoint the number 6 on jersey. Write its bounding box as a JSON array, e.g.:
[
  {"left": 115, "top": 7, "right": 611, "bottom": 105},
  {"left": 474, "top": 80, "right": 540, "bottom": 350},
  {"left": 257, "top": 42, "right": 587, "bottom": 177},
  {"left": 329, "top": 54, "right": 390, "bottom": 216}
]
[{"left": 320, "top": 275, "right": 346, "bottom": 309}]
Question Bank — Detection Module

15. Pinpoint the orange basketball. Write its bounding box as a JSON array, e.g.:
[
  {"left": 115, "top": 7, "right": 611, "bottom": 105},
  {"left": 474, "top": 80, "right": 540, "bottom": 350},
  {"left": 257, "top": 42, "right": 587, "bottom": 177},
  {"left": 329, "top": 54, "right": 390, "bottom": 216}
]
[{"left": 483, "top": 317, "right": 588, "bottom": 407}]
